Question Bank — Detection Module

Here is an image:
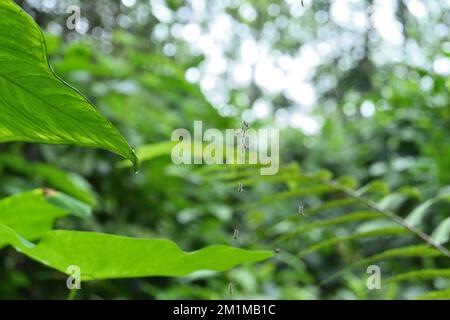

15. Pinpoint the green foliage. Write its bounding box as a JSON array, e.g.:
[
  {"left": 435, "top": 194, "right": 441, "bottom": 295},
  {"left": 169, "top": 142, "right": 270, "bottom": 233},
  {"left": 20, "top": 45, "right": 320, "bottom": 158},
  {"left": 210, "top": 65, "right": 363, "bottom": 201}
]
[
  {"left": 298, "top": 227, "right": 408, "bottom": 258},
  {"left": 207, "top": 164, "right": 450, "bottom": 299},
  {"left": 0, "top": 0, "right": 273, "bottom": 294},
  {"left": 0, "top": 224, "right": 272, "bottom": 280},
  {"left": 0, "top": 190, "right": 68, "bottom": 248},
  {"left": 0, "top": 0, "right": 137, "bottom": 168},
  {"left": 431, "top": 218, "right": 450, "bottom": 246},
  {"left": 387, "top": 269, "right": 450, "bottom": 283},
  {"left": 416, "top": 289, "right": 450, "bottom": 300},
  {"left": 0, "top": 0, "right": 449, "bottom": 300},
  {"left": 0, "top": 154, "right": 97, "bottom": 206}
]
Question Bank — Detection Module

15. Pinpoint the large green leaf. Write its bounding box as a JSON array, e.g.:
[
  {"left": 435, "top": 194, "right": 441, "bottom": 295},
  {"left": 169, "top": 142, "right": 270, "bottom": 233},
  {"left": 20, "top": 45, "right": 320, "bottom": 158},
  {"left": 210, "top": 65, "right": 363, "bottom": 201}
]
[
  {"left": 0, "top": 225, "right": 273, "bottom": 280},
  {"left": 0, "top": 0, "right": 137, "bottom": 168},
  {"left": 0, "top": 190, "right": 68, "bottom": 248}
]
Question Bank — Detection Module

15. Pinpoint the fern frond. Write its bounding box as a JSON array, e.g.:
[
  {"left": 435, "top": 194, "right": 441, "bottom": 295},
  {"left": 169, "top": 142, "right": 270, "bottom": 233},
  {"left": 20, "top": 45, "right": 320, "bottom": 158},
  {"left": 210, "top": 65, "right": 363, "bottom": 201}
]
[
  {"left": 415, "top": 289, "right": 450, "bottom": 300},
  {"left": 299, "top": 227, "right": 408, "bottom": 258},
  {"left": 387, "top": 269, "right": 450, "bottom": 283},
  {"left": 279, "top": 211, "right": 383, "bottom": 241},
  {"left": 205, "top": 163, "right": 450, "bottom": 299},
  {"left": 306, "top": 198, "right": 361, "bottom": 215},
  {"left": 320, "top": 245, "right": 445, "bottom": 285},
  {"left": 325, "top": 180, "right": 450, "bottom": 259},
  {"left": 242, "top": 185, "right": 336, "bottom": 209}
]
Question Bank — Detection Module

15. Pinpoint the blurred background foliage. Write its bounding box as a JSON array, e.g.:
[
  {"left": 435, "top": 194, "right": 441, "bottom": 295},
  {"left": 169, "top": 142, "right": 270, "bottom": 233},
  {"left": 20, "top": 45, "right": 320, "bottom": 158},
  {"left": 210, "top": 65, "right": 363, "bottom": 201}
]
[{"left": 0, "top": 0, "right": 449, "bottom": 299}]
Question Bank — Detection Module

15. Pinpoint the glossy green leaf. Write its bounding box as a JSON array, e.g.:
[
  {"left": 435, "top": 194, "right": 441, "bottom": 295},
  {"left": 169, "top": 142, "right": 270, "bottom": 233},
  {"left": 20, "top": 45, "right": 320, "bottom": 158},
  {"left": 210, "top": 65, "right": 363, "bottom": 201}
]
[
  {"left": 0, "top": 225, "right": 273, "bottom": 280},
  {"left": 0, "top": 190, "right": 68, "bottom": 247},
  {"left": 0, "top": 0, "right": 137, "bottom": 168},
  {"left": 45, "top": 191, "right": 92, "bottom": 219}
]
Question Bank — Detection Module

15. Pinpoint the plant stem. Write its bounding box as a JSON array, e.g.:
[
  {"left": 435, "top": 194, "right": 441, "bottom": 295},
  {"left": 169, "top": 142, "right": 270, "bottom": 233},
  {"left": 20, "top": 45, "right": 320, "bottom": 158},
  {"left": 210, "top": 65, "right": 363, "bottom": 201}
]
[{"left": 67, "top": 289, "right": 78, "bottom": 300}]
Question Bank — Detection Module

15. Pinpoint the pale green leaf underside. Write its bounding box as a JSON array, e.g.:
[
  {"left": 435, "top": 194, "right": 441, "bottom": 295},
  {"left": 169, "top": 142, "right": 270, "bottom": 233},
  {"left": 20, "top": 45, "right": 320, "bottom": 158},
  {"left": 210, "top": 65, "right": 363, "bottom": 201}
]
[
  {"left": 0, "top": 0, "right": 137, "bottom": 168},
  {"left": 0, "top": 224, "right": 273, "bottom": 280}
]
